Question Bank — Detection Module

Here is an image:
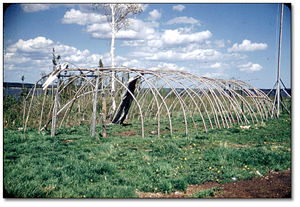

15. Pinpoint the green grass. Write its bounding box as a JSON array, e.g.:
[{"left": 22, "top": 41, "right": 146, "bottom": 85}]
[
  {"left": 3, "top": 112, "right": 291, "bottom": 198},
  {"left": 188, "top": 187, "right": 221, "bottom": 198}
]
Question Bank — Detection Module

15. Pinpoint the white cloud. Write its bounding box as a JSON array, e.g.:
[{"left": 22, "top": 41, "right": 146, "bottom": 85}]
[
  {"left": 122, "top": 26, "right": 241, "bottom": 66},
  {"left": 173, "top": 5, "right": 185, "bottom": 12},
  {"left": 84, "top": 18, "right": 159, "bottom": 40},
  {"left": 4, "top": 36, "right": 104, "bottom": 83},
  {"left": 62, "top": 9, "right": 106, "bottom": 25},
  {"left": 162, "top": 29, "right": 212, "bottom": 46},
  {"left": 4, "top": 37, "right": 56, "bottom": 82},
  {"left": 227, "top": 39, "right": 268, "bottom": 52},
  {"left": 117, "top": 30, "right": 139, "bottom": 39},
  {"left": 238, "top": 62, "right": 263, "bottom": 73},
  {"left": 123, "top": 59, "right": 139, "bottom": 68},
  {"left": 124, "top": 19, "right": 159, "bottom": 40},
  {"left": 61, "top": 9, "right": 160, "bottom": 41},
  {"left": 146, "top": 50, "right": 179, "bottom": 61},
  {"left": 6, "top": 36, "right": 54, "bottom": 55},
  {"left": 53, "top": 7, "right": 264, "bottom": 81},
  {"left": 166, "top": 16, "right": 200, "bottom": 25},
  {"left": 214, "top": 39, "right": 231, "bottom": 48},
  {"left": 154, "top": 62, "right": 185, "bottom": 71},
  {"left": 86, "top": 23, "right": 112, "bottom": 39},
  {"left": 122, "top": 58, "right": 152, "bottom": 69},
  {"left": 122, "top": 38, "right": 163, "bottom": 49},
  {"left": 145, "top": 48, "right": 220, "bottom": 61},
  {"left": 20, "top": 4, "right": 54, "bottom": 12},
  {"left": 208, "top": 62, "right": 222, "bottom": 69},
  {"left": 65, "top": 49, "right": 90, "bottom": 63},
  {"left": 147, "top": 9, "right": 161, "bottom": 21},
  {"left": 86, "top": 23, "right": 111, "bottom": 34},
  {"left": 203, "top": 72, "right": 226, "bottom": 78}
]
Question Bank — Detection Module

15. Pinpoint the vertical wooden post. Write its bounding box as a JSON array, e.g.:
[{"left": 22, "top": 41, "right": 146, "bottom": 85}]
[
  {"left": 51, "top": 75, "right": 60, "bottom": 137},
  {"left": 91, "top": 68, "right": 100, "bottom": 137},
  {"left": 38, "top": 89, "right": 47, "bottom": 134},
  {"left": 102, "top": 72, "right": 107, "bottom": 137}
]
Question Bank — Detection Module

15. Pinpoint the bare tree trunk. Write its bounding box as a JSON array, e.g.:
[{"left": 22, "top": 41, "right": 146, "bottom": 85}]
[{"left": 110, "top": 4, "right": 117, "bottom": 116}]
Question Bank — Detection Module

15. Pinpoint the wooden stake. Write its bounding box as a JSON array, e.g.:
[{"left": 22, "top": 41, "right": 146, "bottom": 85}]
[
  {"left": 24, "top": 84, "right": 36, "bottom": 133},
  {"left": 101, "top": 72, "right": 107, "bottom": 137},
  {"left": 38, "top": 88, "right": 47, "bottom": 133},
  {"left": 51, "top": 76, "right": 60, "bottom": 137},
  {"left": 22, "top": 97, "right": 26, "bottom": 131},
  {"left": 91, "top": 68, "right": 100, "bottom": 137}
]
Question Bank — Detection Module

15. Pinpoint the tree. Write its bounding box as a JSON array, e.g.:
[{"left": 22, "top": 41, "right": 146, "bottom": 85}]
[
  {"left": 21, "top": 75, "right": 25, "bottom": 85},
  {"left": 93, "top": 3, "right": 144, "bottom": 115},
  {"left": 21, "top": 75, "right": 25, "bottom": 97}
]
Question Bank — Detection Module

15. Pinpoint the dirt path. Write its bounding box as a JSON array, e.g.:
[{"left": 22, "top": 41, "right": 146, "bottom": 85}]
[{"left": 137, "top": 169, "right": 291, "bottom": 198}]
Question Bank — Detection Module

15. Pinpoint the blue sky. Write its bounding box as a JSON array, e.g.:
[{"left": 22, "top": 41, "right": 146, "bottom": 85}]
[{"left": 3, "top": 3, "right": 291, "bottom": 89}]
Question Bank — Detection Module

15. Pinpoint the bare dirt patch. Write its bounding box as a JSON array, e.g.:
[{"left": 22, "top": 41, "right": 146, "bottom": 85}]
[{"left": 136, "top": 169, "right": 291, "bottom": 198}]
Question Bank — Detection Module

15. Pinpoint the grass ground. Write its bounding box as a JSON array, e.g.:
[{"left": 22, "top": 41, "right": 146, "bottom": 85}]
[{"left": 3, "top": 112, "right": 291, "bottom": 198}]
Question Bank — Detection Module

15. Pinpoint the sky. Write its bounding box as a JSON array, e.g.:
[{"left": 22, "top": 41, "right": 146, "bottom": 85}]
[{"left": 3, "top": 2, "right": 291, "bottom": 89}]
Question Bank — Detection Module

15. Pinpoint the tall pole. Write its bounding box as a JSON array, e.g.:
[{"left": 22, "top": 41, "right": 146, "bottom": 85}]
[{"left": 276, "top": 3, "right": 284, "bottom": 118}]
